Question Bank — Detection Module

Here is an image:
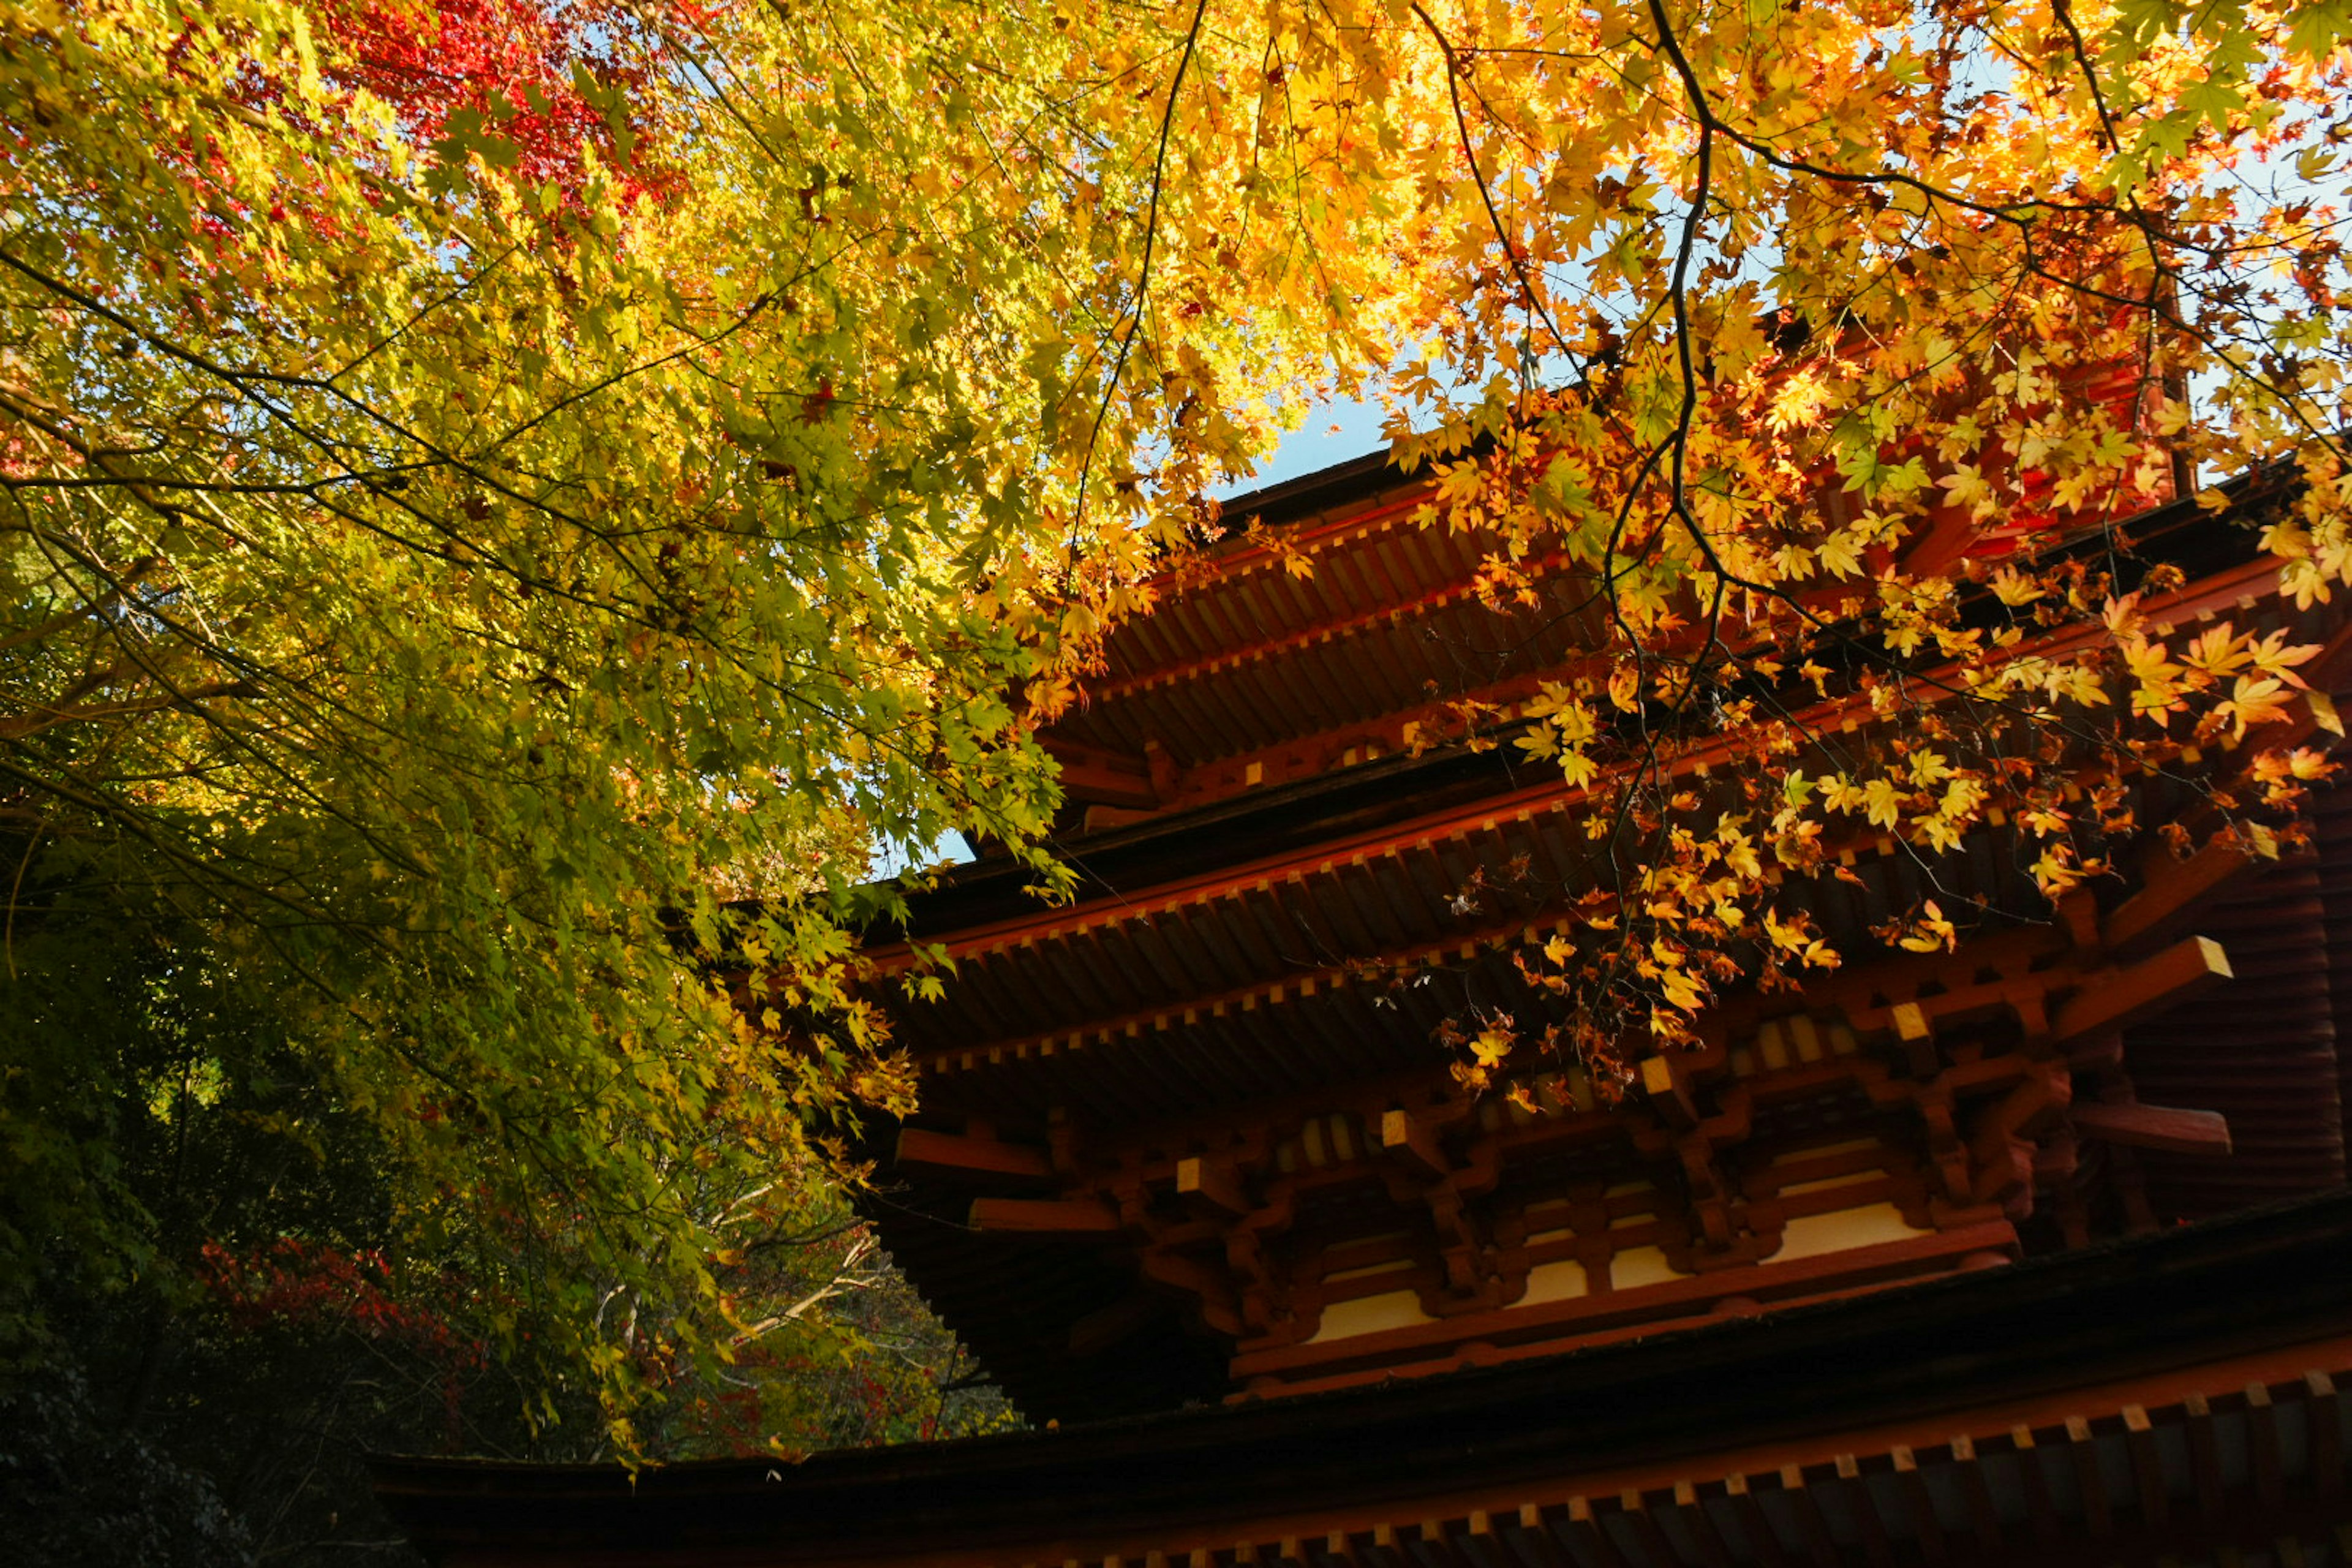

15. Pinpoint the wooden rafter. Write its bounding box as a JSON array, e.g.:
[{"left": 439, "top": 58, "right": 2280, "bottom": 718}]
[{"left": 1084, "top": 547, "right": 1580, "bottom": 705}]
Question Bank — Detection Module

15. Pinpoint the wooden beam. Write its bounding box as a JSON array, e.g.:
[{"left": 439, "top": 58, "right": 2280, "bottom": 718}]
[
  {"left": 1833, "top": 1453, "right": 1894, "bottom": 1568},
  {"left": 1561, "top": 1498, "right": 1630, "bottom": 1568},
  {"left": 1415, "top": 1519, "right": 1469, "bottom": 1568},
  {"left": 2123, "top": 1404, "right": 2169, "bottom": 1530},
  {"left": 1616, "top": 1490, "right": 1678, "bottom": 1568},
  {"left": 2126, "top": 1401, "right": 2173, "bottom": 1523},
  {"left": 1891, "top": 1001, "right": 1937, "bottom": 1078},
  {"left": 1969, "top": 1064, "right": 2070, "bottom": 1202},
  {"left": 1139, "top": 1248, "right": 1243, "bottom": 1337},
  {"left": 2070, "top": 1100, "right": 2232, "bottom": 1156},
  {"left": 897, "top": 1126, "right": 1054, "bottom": 1181},
  {"left": 1463, "top": 1510, "right": 1515, "bottom": 1568},
  {"left": 2048, "top": 936, "right": 2232, "bottom": 1049},
  {"left": 967, "top": 1196, "right": 1123, "bottom": 1238},
  {"left": 1673, "top": 1480, "right": 1735, "bottom": 1568},
  {"left": 2105, "top": 830, "right": 2277, "bottom": 959},
  {"left": 2011, "top": 1425, "right": 2059, "bottom": 1550},
  {"left": 1380, "top": 1109, "right": 1449, "bottom": 1178},
  {"left": 1177, "top": 1155, "right": 1250, "bottom": 1216},
  {"left": 1777, "top": 1466, "right": 1839, "bottom": 1568}
]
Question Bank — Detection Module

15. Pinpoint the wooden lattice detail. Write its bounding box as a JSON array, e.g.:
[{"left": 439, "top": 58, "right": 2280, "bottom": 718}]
[{"left": 941, "top": 858, "right": 2247, "bottom": 1395}]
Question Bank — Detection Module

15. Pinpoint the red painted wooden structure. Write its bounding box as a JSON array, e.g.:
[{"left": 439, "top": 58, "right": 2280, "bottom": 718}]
[{"left": 377, "top": 447, "right": 2352, "bottom": 1564}]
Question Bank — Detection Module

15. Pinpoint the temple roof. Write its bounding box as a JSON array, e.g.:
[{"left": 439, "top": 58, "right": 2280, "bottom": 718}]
[
  {"left": 379, "top": 445, "right": 2352, "bottom": 1564},
  {"left": 374, "top": 1187, "right": 2352, "bottom": 1567},
  {"left": 845, "top": 450, "right": 2351, "bottom": 1425}
]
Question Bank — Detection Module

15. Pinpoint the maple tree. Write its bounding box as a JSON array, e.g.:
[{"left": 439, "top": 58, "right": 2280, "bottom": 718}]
[
  {"left": 1, "top": 0, "right": 1103, "bottom": 1468},
  {"left": 3, "top": 0, "right": 2350, "bottom": 1490}
]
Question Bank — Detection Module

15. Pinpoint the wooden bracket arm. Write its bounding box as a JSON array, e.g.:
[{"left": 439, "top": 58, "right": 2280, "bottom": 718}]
[
  {"left": 2104, "top": 830, "right": 2277, "bottom": 960},
  {"left": 967, "top": 1196, "right": 1123, "bottom": 1239},
  {"left": 1891, "top": 1000, "right": 1936, "bottom": 1077},
  {"left": 2048, "top": 936, "right": 2232, "bottom": 1050},
  {"left": 2070, "top": 1100, "right": 2233, "bottom": 1156},
  {"left": 1139, "top": 1248, "right": 1245, "bottom": 1337},
  {"left": 1039, "top": 736, "right": 1159, "bottom": 809},
  {"left": 896, "top": 1126, "right": 1054, "bottom": 1181}
]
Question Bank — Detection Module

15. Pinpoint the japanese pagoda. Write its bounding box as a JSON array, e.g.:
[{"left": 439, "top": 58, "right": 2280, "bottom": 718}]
[{"left": 377, "top": 445, "right": 2352, "bottom": 1567}]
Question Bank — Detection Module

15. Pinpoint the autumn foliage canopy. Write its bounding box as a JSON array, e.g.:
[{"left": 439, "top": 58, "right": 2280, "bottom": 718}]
[{"left": 3, "top": 0, "right": 2350, "bottom": 1456}]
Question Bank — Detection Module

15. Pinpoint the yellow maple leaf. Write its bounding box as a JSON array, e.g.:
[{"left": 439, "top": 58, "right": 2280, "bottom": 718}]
[
  {"left": 1659, "top": 970, "right": 1706, "bottom": 1013},
  {"left": 1861, "top": 777, "right": 1905, "bottom": 829}
]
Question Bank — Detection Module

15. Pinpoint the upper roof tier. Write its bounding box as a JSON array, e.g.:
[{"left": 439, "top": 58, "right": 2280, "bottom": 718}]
[
  {"left": 1041, "top": 456, "right": 1600, "bottom": 810},
  {"left": 1035, "top": 360, "right": 2173, "bottom": 835}
]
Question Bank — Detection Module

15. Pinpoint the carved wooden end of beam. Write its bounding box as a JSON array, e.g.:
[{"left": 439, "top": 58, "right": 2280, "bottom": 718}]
[
  {"left": 1380, "top": 1109, "right": 1449, "bottom": 1178},
  {"left": 1891, "top": 1001, "right": 1936, "bottom": 1077},
  {"left": 1177, "top": 1155, "right": 1250, "bottom": 1217},
  {"left": 1640, "top": 1055, "right": 1699, "bottom": 1130},
  {"left": 2070, "top": 1101, "right": 2233, "bottom": 1156}
]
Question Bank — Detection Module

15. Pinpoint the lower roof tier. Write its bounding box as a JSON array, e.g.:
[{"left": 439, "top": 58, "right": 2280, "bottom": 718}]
[{"left": 375, "top": 1186, "right": 2352, "bottom": 1567}]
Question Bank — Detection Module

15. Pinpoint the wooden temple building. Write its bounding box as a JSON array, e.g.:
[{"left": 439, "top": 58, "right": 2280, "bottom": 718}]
[{"left": 378, "top": 444, "right": 2352, "bottom": 1566}]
